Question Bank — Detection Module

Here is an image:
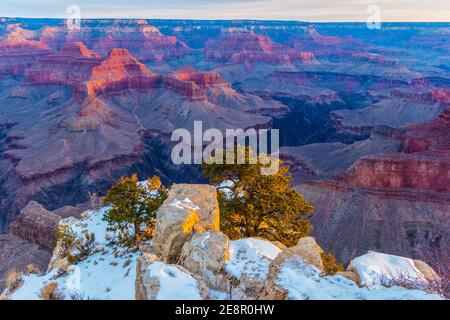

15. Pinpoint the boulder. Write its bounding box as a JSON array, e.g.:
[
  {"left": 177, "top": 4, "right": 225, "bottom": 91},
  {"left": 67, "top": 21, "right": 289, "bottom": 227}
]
[
  {"left": 46, "top": 217, "right": 78, "bottom": 272},
  {"left": 180, "top": 231, "right": 231, "bottom": 292},
  {"left": 347, "top": 251, "right": 440, "bottom": 288},
  {"left": 152, "top": 184, "right": 220, "bottom": 263},
  {"left": 135, "top": 253, "right": 206, "bottom": 300},
  {"left": 271, "top": 237, "right": 324, "bottom": 272},
  {"left": 413, "top": 260, "right": 440, "bottom": 282},
  {"left": 135, "top": 253, "right": 159, "bottom": 300},
  {"left": 336, "top": 271, "right": 360, "bottom": 285},
  {"left": 226, "top": 238, "right": 282, "bottom": 300},
  {"left": 10, "top": 201, "right": 61, "bottom": 249},
  {"left": 259, "top": 237, "right": 324, "bottom": 300}
]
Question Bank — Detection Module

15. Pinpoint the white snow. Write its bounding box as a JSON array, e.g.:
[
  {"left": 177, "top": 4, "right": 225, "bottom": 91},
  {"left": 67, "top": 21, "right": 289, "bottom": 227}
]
[
  {"left": 350, "top": 251, "right": 426, "bottom": 287},
  {"left": 170, "top": 198, "right": 200, "bottom": 211},
  {"left": 145, "top": 262, "right": 202, "bottom": 300},
  {"left": 9, "top": 207, "right": 140, "bottom": 300},
  {"left": 226, "top": 238, "right": 281, "bottom": 280},
  {"left": 276, "top": 257, "right": 442, "bottom": 300},
  {"left": 216, "top": 180, "right": 235, "bottom": 198}
]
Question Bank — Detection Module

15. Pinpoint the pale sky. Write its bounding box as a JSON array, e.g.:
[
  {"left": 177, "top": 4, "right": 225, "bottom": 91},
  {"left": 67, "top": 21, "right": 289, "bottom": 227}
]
[{"left": 1, "top": 0, "right": 449, "bottom": 22}]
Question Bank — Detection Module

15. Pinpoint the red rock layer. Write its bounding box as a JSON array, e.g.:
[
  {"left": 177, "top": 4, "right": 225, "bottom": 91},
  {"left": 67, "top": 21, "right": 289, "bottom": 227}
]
[
  {"left": 25, "top": 42, "right": 100, "bottom": 86},
  {"left": 84, "top": 48, "right": 160, "bottom": 96},
  {"left": 344, "top": 107, "right": 450, "bottom": 193},
  {"left": 163, "top": 66, "right": 230, "bottom": 101},
  {"left": 403, "top": 106, "right": 450, "bottom": 153},
  {"left": 205, "top": 31, "right": 316, "bottom": 64},
  {"left": 93, "top": 22, "right": 192, "bottom": 62},
  {"left": 9, "top": 201, "right": 61, "bottom": 249},
  {"left": 0, "top": 26, "right": 51, "bottom": 75},
  {"left": 432, "top": 87, "right": 450, "bottom": 105}
]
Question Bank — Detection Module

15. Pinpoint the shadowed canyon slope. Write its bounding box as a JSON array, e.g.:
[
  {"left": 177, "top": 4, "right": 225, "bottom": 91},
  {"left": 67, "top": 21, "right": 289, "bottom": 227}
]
[{"left": 0, "top": 18, "right": 448, "bottom": 271}]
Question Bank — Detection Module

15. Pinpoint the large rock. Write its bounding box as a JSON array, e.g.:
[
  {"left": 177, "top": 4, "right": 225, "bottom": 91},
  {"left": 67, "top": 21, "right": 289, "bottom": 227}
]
[
  {"left": 347, "top": 251, "right": 440, "bottom": 288},
  {"left": 10, "top": 201, "right": 61, "bottom": 249},
  {"left": 259, "top": 236, "right": 324, "bottom": 300},
  {"left": 135, "top": 253, "right": 205, "bottom": 300},
  {"left": 180, "top": 231, "right": 231, "bottom": 292},
  {"left": 271, "top": 237, "right": 324, "bottom": 272},
  {"left": 0, "top": 234, "right": 52, "bottom": 292},
  {"left": 413, "top": 260, "right": 440, "bottom": 283},
  {"left": 152, "top": 184, "right": 220, "bottom": 263},
  {"left": 135, "top": 253, "right": 159, "bottom": 300},
  {"left": 225, "top": 238, "right": 282, "bottom": 300},
  {"left": 335, "top": 271, "right": 360, "bottom": 285}
]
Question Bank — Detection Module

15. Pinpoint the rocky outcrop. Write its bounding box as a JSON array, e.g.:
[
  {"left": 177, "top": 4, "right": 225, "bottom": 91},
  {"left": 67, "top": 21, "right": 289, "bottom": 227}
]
[
  {"left": 163, "top": 66, "right": 230, "bottom": 101},
  {"left": 271, "top": 237, "right": 324, "bottom": 272},
  {"left": 85, "top": 48, "right": 160, "bottom": 96},
  {"left": 432, "top": 88, "right": 450, "bottom": 105},
  {"left": 93, "top": 21, "right": 192, "bottom": 62},
  {"left": 0, "top": 26, "right": 51, "bottom": 75},
  {"left": 135, "top": 252, "right": 207, "bottom": 300},
  {"left": 259, "top": 236, "right": 326, "bottom": 300},
  {"left": 180, "top": 231, "right": 231, "bottom": 292},
  {"left": 0, "top": 234, "right": 52, "bottom": 292},
  {"left": 25, "top": 42, "right": 100, "bottom": 86},
  {"left": 135, "top": 253, "right": 159, "bottom": 300},
  {"left": 10, "top": 201, "right": 61, "bottom": 249},
  {"left": 205, "top": 31, "right": 316, "bottom": 65},
  {"left": 347, "top": 251, "right": 440, "bottom": 287},
  {"left": 152, "top": 184, "right": 220, "bottom": 263},
  {"left": 343, "top": 106, "right": 450, "bottom": 193}
]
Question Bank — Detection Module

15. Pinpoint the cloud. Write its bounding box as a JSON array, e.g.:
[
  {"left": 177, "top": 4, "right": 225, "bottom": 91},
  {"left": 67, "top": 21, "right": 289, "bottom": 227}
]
[{"left": 0, "top": 0, "right": 449, "bottom": 21}]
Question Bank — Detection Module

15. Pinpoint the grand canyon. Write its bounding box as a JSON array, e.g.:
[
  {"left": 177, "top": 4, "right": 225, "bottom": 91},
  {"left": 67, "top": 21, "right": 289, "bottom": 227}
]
[{"left": 0, "top": 18, "right": 448, "bottom": 295}]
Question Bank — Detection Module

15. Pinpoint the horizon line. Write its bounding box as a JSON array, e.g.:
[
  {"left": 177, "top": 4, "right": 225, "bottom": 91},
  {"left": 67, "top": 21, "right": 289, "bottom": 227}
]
[{"left": 2, "top": 16, "right": 450, "bottom": 23}]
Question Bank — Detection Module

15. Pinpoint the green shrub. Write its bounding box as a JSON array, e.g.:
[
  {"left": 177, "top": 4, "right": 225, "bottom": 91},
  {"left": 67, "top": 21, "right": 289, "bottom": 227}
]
[
  {"left": 322, "top": 252, "right": 345, "bottom": 275},
  {"left": 203, "top": 146, "right": 314, "bottom": 247},
  {"left": 103, "top": 174, "right": 168, "bottom": 248}
]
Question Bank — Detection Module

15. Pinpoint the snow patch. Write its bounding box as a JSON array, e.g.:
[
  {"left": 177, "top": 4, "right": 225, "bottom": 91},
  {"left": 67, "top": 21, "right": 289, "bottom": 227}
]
[
  {"left": 170, "top": 198, "right": 200, "bottom": 211},
  {"left": 9, "top": 207, "right": 139, "bottom": 300},
  {"left": 277, "top": 257, "right": 442, "bottom": 300},
  {"left": 146, "top": 262, "right": 202, "bottom": 300},
  {"left": 226, "top": 238, "right": 281, "bottom": 280},
  {"left": 350, "top": 251, "right": 426, "bottom": 287}
]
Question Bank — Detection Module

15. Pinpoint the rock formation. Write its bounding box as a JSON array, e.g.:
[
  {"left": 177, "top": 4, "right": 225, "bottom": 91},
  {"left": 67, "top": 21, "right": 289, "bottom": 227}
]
[
  {"left": 205, "top": 31, "right": 316, "bottom": 65},
  {"left": 152, "top": 184, "right": 220, "bottom": 263},
  {"left": 10, "top": 201, "right": 61, "bottom": 249}
]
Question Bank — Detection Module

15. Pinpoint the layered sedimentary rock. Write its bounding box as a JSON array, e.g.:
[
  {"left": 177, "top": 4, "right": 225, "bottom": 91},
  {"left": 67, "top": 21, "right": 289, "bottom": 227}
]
[
  {"left": 343, "top": 106, "right": 450, "bottom": 193},
  {"left": 10, "top": 201, "right": 61, "bottom": 249},
  {"left": 163, "top": 66, "right": 228, "bottom": 101},
  {"left": 205, "top": 31, "right": 316, "bottom": 65},
  {"left": 84, "top": 48, "right": 160, "bottom": 96},
  {"left": 332, "top": 89, "right": 446, "bottom": 138},
  {"left": 25, "top": 42, "right": 100, "bottom": 86},
  {"left": 93, "top": 20, "right": 192, "bottom": 62},
  {"left": 293, "top": 108, "right": 450, "bottom": 267},
  {"left": 0, "top": 201, "right": 62, "bottom": 292},
  {"left": 0, "top": 26, "right": 51, "bottom": 75}
]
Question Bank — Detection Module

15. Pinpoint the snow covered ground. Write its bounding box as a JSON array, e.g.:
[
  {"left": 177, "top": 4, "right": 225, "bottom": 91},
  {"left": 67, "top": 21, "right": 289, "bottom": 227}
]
[
  {"left": 226, "top": 238, "right": 281, "bottom": 280},
  {"left": 9, "top": 208, "right": 140, "bottom": 300},
  {"left": 350, "top": 251, "right": 428, "bottom": 287},
  {"left": 277, "top": 257, "right": 442, "bottom": 300}
]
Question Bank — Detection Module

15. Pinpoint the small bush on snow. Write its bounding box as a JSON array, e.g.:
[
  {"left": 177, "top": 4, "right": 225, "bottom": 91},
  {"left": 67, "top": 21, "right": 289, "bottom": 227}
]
[
  {"left": 40, "top": 282, "right": 64, "bottom": 300},
  {"left": 321, "top": 252, "right": 344, "bottom": 275}
]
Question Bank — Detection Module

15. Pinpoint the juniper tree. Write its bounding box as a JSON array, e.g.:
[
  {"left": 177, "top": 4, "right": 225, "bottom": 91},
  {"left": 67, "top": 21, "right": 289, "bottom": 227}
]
[
  {"left": 103, "top": 174, "right": 168, "bottom": 247},
  {"left": 203, "top": 146, "right": 314, "bottom": 247}
]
